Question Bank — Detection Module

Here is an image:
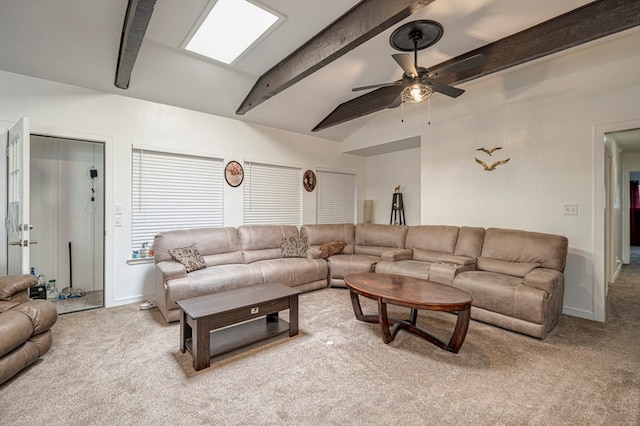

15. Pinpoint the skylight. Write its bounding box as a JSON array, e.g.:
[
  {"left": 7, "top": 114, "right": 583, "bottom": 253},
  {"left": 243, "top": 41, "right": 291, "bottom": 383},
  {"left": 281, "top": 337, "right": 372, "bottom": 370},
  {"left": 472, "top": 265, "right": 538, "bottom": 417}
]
[{"left": 185, "top": 0, "right": 280, "bottom": 65}]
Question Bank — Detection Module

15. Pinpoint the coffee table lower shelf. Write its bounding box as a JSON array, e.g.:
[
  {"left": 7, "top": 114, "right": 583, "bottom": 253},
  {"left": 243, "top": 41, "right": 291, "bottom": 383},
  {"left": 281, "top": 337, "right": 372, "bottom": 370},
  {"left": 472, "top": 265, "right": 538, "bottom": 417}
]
[
  {"left": 184, "top": 316, "right": 291, "bottom": 359},
  {"left": 176, "top": 283, "right": 300, "bottom": 371}
]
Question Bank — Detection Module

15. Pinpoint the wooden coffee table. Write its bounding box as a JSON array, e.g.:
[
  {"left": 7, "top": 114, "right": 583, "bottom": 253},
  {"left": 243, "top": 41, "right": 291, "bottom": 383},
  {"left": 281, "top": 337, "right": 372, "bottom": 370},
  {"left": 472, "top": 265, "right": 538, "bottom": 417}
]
[
  {"left": 344, "top": 272, "right": 472, "bottom": 353},
  {"left": 176, "top": 283, "right": 300, "bottom": 371}
]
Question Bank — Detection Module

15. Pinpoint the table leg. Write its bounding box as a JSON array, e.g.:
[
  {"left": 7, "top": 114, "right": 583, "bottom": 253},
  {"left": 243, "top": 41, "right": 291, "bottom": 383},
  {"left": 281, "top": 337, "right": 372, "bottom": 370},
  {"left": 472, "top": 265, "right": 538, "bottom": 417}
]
[
  {"left": 180, "top": 310, "right": 188, "bottom": 353},
  {"left": 377, "top": 298, "right": 394, "bottom": 344},
  {"left": 289, "top": 294, "right": 299, "bottom": 337},
  {"left": 349, "top": 290, "right": 365, "bottom": 321},
  {"left": 192, "top": 319, "right": 211, "bottom": 371},
  {"left": 409, "top": 308, "right": 418, "bottom": 326},
  {"left": 350, "top": 290, "right": 379, "bottom": 323},
  {"left": 447, "top": 307, "right": 471, "bottom": 354}
]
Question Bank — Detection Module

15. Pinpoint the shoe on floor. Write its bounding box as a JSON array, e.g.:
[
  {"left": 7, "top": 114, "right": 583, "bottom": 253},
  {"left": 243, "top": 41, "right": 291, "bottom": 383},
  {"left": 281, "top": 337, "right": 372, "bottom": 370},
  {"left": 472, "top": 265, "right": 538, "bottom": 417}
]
[{"left": 139, "top": 300, "right": 155, "bottom": 310}]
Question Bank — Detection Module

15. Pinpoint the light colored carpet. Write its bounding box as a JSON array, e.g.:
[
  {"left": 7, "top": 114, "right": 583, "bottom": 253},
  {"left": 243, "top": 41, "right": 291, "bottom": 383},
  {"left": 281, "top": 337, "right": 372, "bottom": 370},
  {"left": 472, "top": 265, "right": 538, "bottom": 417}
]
[{"left": 1, "top": 271, "right": 638, "bottom": 425}]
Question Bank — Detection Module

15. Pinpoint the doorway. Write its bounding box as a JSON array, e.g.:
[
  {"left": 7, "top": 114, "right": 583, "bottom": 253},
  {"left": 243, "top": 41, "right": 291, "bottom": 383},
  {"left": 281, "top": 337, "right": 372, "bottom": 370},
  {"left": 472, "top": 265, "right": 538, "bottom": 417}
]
[{"left": 30, "top": 135, "right": 105, "bottom": 314}]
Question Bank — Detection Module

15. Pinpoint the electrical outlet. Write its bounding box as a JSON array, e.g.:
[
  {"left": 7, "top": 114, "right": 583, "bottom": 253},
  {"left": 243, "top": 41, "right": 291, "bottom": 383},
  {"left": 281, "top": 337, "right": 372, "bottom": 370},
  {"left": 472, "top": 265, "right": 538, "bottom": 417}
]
[
  {"left": 114, "top": 216, "right": 123, "bottom": 227},
  {"left": 563, "top": 204, "right": 578, "bottom": 215},
  {"left": 251, "top": 307, "right": 259, "bottom": 314}
]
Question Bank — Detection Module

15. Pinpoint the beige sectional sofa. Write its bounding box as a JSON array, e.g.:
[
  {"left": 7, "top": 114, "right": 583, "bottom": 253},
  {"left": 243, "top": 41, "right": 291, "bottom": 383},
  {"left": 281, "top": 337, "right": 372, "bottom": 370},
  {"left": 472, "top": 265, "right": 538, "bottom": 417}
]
[
  {"left": 154, "top": 223, "right": 568, "bottom": 339},
  {"left": 154, "top": 225, "right": 327, "bottom": 322}
]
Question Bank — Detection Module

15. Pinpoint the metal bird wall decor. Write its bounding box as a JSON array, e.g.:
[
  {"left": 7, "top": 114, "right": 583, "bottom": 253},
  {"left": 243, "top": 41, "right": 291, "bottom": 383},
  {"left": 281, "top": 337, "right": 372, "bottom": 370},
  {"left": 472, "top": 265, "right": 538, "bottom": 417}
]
[
  {"left": 475, "top": 157, "right": 510, "bottom": 171},
  {"left": 474, "top": 146, "right": 509, "bottom": 171},
  {"left": 475, "top": 147, "right": 502, "bottom": 156}
]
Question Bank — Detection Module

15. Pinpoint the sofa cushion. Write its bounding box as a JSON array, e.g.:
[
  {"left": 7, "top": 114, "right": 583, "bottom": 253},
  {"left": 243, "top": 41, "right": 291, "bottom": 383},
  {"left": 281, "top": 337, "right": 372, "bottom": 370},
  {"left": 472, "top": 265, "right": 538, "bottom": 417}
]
[
  {"left": 281, "top": 236, "right": 308, "bottom": 258},
  {"left": 239, "top": 225, "right": 299, "bottom": 263},
  {"left": 247, "top": 258, "right": 328, "bottom": 286},
  {"left": 375, "top": 260, "right": 432, "bottom": 280},
  {"left": 477, "top": 257, "right": 540, "bottom": 278},
  {"left": 320, "top": 241, "right": 346, "bottom": 259},
  {"left": 405, "top": 225, "right": 459, "bottom": 253},
  {"left": 454, "top": 226, "right": 486, "bottom": 258},
  {"left": 480, "top": 228, "right": 568, "bottom": 272},
  {"left": 165, "top": 264, "right": 262, "bottom": 307},
  {"left": 328, "top": 254, "right": 380, "bottom": 279},
  {"left": 355, "top": 223, "right": 408, "bottom": 250},
  {"left": 154, "top": 227, "right": 241, "bottom": 262},
  {"left": 412, "top": 249, "right": 476, "bottom": 266},
  {"left": 169, "top": 245, "right": 207, "bottom": 272},
  {"left": 300, "top": 224, "right": 355, "bottom": 254}
]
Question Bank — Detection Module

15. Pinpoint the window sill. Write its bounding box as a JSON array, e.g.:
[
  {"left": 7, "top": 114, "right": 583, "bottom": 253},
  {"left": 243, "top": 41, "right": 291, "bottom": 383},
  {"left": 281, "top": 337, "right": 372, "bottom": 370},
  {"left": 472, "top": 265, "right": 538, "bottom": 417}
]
[{"left": 126, "top": 257, "right": 155, "bottom": 265}]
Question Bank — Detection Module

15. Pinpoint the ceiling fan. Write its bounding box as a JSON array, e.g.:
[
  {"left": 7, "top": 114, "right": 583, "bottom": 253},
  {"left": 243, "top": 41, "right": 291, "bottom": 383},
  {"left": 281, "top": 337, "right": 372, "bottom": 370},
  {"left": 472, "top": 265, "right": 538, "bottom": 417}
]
[{"left": 312, "top": 20, "right": 486, "bottom": 132}]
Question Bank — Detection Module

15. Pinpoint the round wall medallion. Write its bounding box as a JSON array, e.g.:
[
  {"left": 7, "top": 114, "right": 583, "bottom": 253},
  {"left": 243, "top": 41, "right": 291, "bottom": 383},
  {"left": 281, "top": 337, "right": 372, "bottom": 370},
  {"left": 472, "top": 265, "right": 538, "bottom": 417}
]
[
  {"left": 225, "top": 160, "right": 244, "bottom": 187},
  {"left": 303, "top": 170, "right": 316, "bottom": 192}
]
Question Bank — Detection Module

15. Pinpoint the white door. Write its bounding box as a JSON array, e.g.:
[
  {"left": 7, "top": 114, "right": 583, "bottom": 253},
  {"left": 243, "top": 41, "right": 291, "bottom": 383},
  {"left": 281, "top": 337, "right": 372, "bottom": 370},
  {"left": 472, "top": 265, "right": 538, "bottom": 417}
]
[{"left": 6, "top": 117, "right": 31, "bottom": 274}]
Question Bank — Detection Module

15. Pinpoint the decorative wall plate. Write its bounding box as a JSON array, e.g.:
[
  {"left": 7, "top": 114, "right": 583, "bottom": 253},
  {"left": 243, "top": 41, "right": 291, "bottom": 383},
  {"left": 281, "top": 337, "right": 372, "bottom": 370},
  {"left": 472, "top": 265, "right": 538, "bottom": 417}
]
[
  {"left": 303, "top": 169, "right": 316, "bottom": 192},
  {"left": 225, "top": 160, "right": 244, "bottom": 187}
]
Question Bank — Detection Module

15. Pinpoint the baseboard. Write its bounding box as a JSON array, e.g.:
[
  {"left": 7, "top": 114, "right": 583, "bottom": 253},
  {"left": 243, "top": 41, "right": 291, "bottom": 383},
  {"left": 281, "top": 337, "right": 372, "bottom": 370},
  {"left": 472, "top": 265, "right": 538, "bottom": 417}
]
[
  {"left": 112, "top": 295, "right": 149, "bottom": 306},
  {"left": 562, "top": 306, "right": 597, "bottom": 321}
]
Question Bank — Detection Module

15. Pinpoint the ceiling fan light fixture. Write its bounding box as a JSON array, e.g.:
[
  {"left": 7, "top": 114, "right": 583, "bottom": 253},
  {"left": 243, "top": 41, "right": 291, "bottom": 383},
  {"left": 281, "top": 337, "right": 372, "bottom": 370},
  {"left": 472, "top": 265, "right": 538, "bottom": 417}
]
[{"left": 402, "top": 84, "right": 432, "bottom": 103}]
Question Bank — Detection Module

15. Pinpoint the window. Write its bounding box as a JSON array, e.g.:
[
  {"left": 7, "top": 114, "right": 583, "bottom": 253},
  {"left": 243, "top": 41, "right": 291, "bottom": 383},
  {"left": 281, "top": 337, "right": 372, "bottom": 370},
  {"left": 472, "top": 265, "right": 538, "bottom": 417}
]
[
  {"left": 244, "top": 161, "right": 301, "bottom": 225},
  {"left": 316, "top": 170, "right": 356, "bottom": 224},
  {"left": 131, "top": 148, "right": 223, "bottom": 252}
]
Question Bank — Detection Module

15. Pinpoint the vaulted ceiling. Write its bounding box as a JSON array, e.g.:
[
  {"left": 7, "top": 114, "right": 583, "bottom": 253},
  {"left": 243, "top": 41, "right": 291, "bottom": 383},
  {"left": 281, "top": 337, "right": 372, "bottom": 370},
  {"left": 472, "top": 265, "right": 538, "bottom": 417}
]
[{"left": 0, "top": 0, "right": 637, "bottom": 142}]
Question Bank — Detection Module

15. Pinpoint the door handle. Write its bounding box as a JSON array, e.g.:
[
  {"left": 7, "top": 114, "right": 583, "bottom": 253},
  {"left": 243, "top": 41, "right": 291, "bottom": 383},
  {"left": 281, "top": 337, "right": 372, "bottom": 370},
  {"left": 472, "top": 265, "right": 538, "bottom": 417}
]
[{"left": 8, "top": 240, "right": 37, "bottom": 246}]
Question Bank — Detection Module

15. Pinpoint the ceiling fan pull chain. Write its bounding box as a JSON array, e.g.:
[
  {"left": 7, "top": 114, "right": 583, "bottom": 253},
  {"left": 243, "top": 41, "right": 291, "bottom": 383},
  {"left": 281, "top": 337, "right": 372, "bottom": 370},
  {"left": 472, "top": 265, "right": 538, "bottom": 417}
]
[
  {"left": 401, "top": 100, "right": 405, "bottom": 123},
  {"left": 427, "top": 96, "right": 431, "bottom": 125}
]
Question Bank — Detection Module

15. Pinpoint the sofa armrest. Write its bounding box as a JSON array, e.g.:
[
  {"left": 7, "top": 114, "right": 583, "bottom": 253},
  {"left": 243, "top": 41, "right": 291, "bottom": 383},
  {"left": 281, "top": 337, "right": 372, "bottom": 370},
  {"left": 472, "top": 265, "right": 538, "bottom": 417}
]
[
  {"left": 430, "top": 263, "right": 476, "bottom": 286},
  {"left": 307, "top": 248, "right": 323, "bottom": 259},
  {"left": 155, "top": 261, "right": 188, "bottom": 282},
  {"left": 0, "top": 275, "right": 37, "bottom": 301},
  {"left": 380, "top": 249, "right": 413, "bottom": 262},
  {"left": 524, "top": 268, "right": 563, "bottom": 294}
]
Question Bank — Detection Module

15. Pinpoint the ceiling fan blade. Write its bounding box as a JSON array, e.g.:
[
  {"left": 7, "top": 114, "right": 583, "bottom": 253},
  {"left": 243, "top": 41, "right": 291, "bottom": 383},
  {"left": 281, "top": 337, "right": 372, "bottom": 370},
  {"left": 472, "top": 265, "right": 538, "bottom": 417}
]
[
  {"left": 427, "top": 81, "right": 465, "bottom": 98},
  {"left": 392, "top": 53, "right": 418, "bottom": 78},
  {"left": 352, "top": 80, "right": 403, "bottom": 92},
  {"left": 429, "top": 54, "right": 486, "bottom": 77},
  {"left": 312, "top": 85, "right": 404, "bottom": 132}
]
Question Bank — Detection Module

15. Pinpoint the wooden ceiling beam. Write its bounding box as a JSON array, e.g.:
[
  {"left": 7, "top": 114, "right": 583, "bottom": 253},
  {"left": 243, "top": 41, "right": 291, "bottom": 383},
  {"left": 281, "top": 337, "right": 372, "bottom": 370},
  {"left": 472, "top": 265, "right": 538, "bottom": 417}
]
[
  {"left": 115, "top": 0, "right": 157, "bottom": 90},
  {"left": 236, "top": 0, "right": 434, "bottom": 115},
  {"left": 432, "top": 0, "right": 640, "bottom": 87}
]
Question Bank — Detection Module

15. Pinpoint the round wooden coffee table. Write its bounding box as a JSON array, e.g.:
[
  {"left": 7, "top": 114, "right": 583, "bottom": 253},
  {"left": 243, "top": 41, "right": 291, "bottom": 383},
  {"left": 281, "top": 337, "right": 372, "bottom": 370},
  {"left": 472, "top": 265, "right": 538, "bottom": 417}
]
[{"left": 344, "top": 272, "right": 472, "bottom": 353}]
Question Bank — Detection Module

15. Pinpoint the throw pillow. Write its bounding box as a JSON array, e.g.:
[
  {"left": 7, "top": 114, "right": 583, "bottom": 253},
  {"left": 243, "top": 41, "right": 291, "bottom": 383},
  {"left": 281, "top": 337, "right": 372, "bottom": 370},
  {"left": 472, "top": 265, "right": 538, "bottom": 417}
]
[
  {"left": 319, "top": 241, "right": 347, "bottom": 259},
  {"left": 281, "top": 236, "right": 308, "bottom": 258},
  {"left": 169, "top": 245, "right": 207, "bottom": 272}
]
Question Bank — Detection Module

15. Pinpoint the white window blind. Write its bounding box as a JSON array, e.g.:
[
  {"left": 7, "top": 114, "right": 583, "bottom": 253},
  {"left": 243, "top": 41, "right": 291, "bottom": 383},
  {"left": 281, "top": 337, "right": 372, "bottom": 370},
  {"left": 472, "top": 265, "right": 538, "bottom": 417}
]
[
  {"left": 244, "top": 161, "right": 301, "bottom": 225},
  {"left": 132, "top": 148, "right": 224, "bottom": 251},
  {"left": 316, "top": 170, "right": 356, "bottom": 224}
]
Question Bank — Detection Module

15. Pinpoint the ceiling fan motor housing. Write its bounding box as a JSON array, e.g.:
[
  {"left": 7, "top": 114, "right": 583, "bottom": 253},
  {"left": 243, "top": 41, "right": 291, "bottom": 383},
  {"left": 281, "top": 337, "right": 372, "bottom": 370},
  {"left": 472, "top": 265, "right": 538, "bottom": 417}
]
[{"left": 389, "top": 20, "right": 444, "bottom": 52}]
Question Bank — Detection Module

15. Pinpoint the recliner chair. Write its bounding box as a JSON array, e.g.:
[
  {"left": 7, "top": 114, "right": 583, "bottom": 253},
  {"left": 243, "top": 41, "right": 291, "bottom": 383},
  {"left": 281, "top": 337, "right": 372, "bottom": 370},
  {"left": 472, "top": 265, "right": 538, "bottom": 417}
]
[{"left": 0, "top": 274, "right": 58, "bottom": 385}]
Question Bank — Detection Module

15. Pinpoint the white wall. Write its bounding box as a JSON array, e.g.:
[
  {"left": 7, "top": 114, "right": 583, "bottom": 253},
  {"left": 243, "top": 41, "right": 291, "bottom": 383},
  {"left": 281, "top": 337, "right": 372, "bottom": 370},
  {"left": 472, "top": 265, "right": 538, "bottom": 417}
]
[
  {"left": 0, "top": 71, "right": 367, "bottom": 306},
  {"left": 343, "top": 28, "right": 640, "bottom": 321},
  {"left": 365, "top": 148, "right": 421, "bottom": 225}
]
